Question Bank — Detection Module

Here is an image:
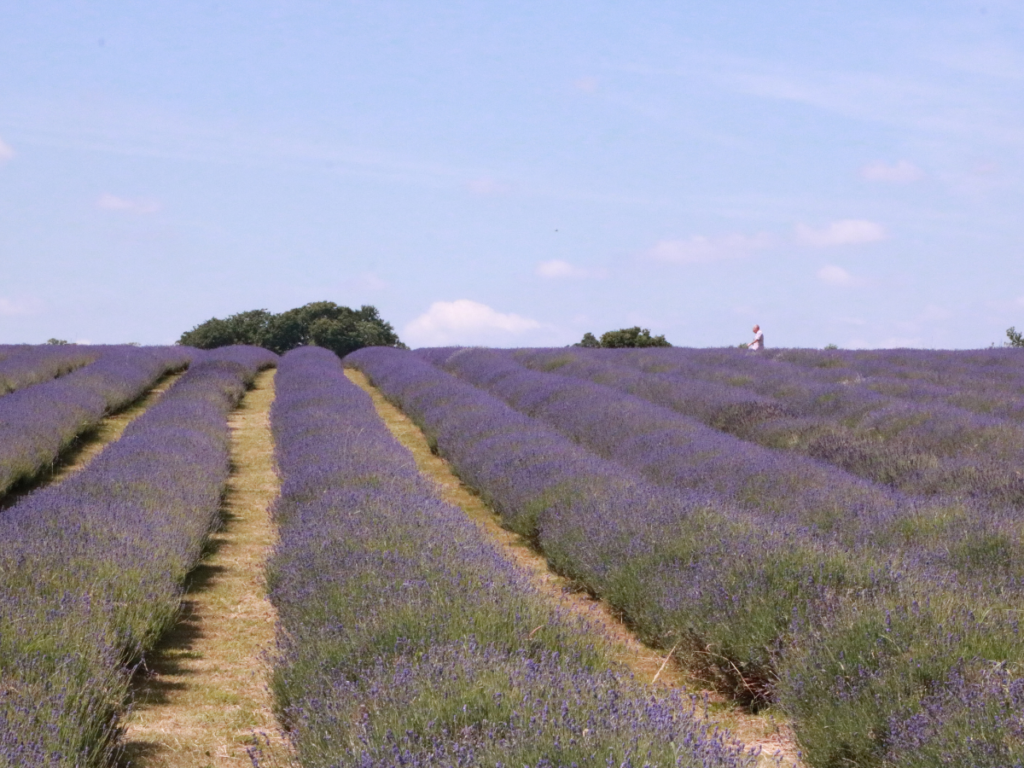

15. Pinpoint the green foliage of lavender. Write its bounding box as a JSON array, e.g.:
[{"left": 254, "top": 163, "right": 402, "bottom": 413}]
[
  {"left": 0, "top": 346, "right": 194, "bottom": 498},
  {"left": 358, "top": 347, "right": 1024, "bottom": 768},
  {"left": 0, "top": 344, "right": 99, "bottom": 396},
  {"left": 539, "top": 346, "right": 1024, "bottom": 504},
  {"left": 0, "top": 346, "right": 276, "bottom": 767},
  {"left": 265, "top": 346, "right": 755, "bottom": 768},
  {"left": 350, "top": 348, "right": 846, "bottom": 703}
]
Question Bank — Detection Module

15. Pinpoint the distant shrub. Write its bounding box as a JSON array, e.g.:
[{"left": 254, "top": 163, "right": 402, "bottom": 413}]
[
  {"left": 824, "top": 343, "right": 839, "bottom": 350},
  {"left": 178, "top": 302, "right": 405, "bottom": 358},
  {"left": 1007, "top": 326, "right": 1024, "bottom": 348},
  {"left": 45, "top": 338, "right": 69, "bottom": 345},
  {"left": 574, "top": 326, "right": 671, "bottom": 348}
]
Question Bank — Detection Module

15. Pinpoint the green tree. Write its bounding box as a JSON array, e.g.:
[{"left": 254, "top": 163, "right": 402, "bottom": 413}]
[
  {"left": 599, "top": 326, "right": 671, "bottom": 348},
  {"left": 45, "top": 338, "right": 69, "bottom": 345},
  {"left": 178, "top": 302, "right": 404, "bottom": 357},
  {"left": 178, "top": 309, "right": 274, "bottom": 349},
  {"left": 573, "top": 327, "right": 671, "bottom": 348},
  {"left": 1007, "top": 327, "right": 1024, "bottom": 348}
]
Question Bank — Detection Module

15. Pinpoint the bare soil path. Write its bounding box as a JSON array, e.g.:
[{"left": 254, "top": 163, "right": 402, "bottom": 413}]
[
  {"left": 120, "top": 369, "right": 293, "bottom": 768},
  {"left": 0, "top": 371, "right": 184, "bottom": 511},
  {"left": 346, "top": 368, "right": 803, "bottom": 768}
]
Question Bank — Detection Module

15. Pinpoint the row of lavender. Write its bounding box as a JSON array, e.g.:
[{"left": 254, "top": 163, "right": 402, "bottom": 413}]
[
  {"left": 438, "top": 348, "right": 1024, "bottom": 585},
  {"left": 352, "top": 347, "right": 1024, "bottom": 768},
  {"left": 539, "top": 347, "right": 1024, "bottom": 503},
  {"left": 0, "top": 346, "right": 276, "bottom": 767},
  {"left": 0, "top": 345, "right": 100, "bottom": 396},
  {"left": 0, "top": 346, "right": 194, "bottom": 499},
  {"left": 265, "top": 347, "right": 753, "bottom": 768}
]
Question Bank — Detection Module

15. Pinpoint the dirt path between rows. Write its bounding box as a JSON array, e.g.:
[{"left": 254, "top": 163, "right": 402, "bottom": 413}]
[
  {"left": 0, "top": 371, "right": 184, "bottom": 511},
  {"left": 120, "top": 369, "right": 293, "bottom": 768},
  {"left": 346, "top": 368, "right": 802, "bottom": 768}
]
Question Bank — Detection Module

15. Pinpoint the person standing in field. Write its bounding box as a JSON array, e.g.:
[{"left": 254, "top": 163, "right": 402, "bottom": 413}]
[{"left": 748, "top": 324, "right": 764, "bottom": 350}]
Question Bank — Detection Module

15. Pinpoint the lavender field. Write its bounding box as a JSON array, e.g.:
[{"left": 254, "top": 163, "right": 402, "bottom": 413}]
[
  {"left": 352, "top": 345, "right": 1024, "bottom": 768},
  {"left": 3, "top": 342, "right": 1023, "bottom": 767}
]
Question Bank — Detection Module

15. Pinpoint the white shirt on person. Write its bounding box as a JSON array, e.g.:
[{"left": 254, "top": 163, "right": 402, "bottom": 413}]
[{"left": 749, "top": 330, "right": 764, "bottom": 350}]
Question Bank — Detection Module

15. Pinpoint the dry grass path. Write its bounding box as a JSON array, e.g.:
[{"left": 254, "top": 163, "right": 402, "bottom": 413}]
[
  {"left": 346, "top": 368, "right": 803, "bottom": 768},
  {"left": 0, "top": 371, "right": 184, "bottom": 511},
  {"left": 120, "top": 369, "right": 292, "bottom": 768}
]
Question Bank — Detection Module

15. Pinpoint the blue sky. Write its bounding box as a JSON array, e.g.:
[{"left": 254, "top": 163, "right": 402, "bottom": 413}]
[{"left": 1, "top": 1, "right": 1022, "bottom": 348}]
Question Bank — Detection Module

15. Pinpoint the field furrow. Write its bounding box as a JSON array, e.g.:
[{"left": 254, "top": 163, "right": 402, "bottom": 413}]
[
  {"left": 0, "top": 346, "right": 276, "bottom": 767},
  {"left": 120, "top": 368, "right": 290, "bottom": 768},
  {"left": 352, "top": 346, "right": 1024, "bottom": 768},
  {"left": 0, "top": 370, "right": 183, "bottom": 512},
  {"left": 0, "top": 345, "right": 100, "bottom": 397},
  {"left": 346, "top": 367, "right": 802, "bottom": 767},
  {"left": 266, "top": 347, "right": 754, "bottom": 768},
  {"left": 517, "top": 347, "right": 1024, "bottom": 503},
  {"left": 0, "top": 346, "right": 193, "bottom": 502}
]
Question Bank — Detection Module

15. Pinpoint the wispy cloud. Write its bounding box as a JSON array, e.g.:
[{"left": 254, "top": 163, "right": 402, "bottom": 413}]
[
  {"left": 0, "top": 296, "right": 42, "bottom": 316},
  {"left": 861, "top": 160, "right": 924, "bottom": 183},
  {"left": 797, "top": 220, "right": 885, "bottom": 247},
  {"left": 0, "top": 137, "right": 14, "bottom": 163},
  {"left": 647, "top": 232, "right": 773, "bottom": 264},
  {"left": 817, "top": 265, "right": 865, "bottom": 287},
  {"left": 616, "top": 45, "right": 1024, "bottom": 149},
  {"left": 96, "top": 193, "right": 161, "bottom": 214},
  {"left": 404, "top": 299, "right": 542, "bottom": 346},
  {"left": 536, "top": 260, "right": 604, "bottom": 279}
]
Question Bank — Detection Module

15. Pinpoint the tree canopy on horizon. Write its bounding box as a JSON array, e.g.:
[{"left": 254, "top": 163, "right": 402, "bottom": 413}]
[
  {"left": 178, "top": 302, "right": 405, "bottom": 358},
  {"left": 574, "top": 327, "right": 671, "bottom": 349}
]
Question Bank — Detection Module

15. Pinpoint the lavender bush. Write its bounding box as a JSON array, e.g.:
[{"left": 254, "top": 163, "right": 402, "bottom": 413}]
[
  {"left": 0, "top": 346, "right": 194, "bottom": 500},
  {"left": 349, "top": 348, "right": 884, "bottom": 702},
  {"left": 508, "top": 347, "right": 1024, "bottom": 506},
  {"left": 425, "top": 348, "right": 1024, "bottom": 589},
  {"left": 364, "top": 348, "right": 1024, "bottom": 768},
  {"left": 0, "top": 345, "right": 276, "bottom": 767},
  {"left": 267, "top": 346, "right": 755, "bottom": 768},
  {"left": 0, "top": 345, "right": 99, "bottom": 396}
]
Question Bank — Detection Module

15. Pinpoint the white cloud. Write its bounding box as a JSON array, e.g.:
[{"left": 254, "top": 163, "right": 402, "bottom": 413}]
[
  {"left": 647, "top": 232, "right": 772, "bottom": 264},
  {"left": 0, "top": 296, "right": 42, "bottom": 316},
  {"left": 404, "top": 299, "right": 543, "bottom": 346},
  {"left": 96, "top": 193, "right": 161, "bottom": 214},
  {"left": 0, "top": 137, "right": 14, "bottom": 163},
  {"left": 861, "top": 160, "right": 924, "bottom": 183},
  {"left": 536, "top": 260, "right": 604, "bottom": 279},
  {"left": 817, "top": 265, "right": 864, "bottom": 287},
  {"left": 796, "top": 220, "right": 886, "bottom": 247}
]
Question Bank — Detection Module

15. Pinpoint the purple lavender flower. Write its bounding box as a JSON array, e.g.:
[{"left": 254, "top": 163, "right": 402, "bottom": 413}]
[
  {"left": 268, "top": 346, "right": 754, "bottom": 768},
  {"left": 0, "top": 345, "right": 276, "bottom": 766}
]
